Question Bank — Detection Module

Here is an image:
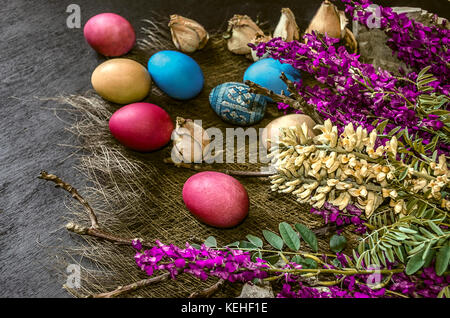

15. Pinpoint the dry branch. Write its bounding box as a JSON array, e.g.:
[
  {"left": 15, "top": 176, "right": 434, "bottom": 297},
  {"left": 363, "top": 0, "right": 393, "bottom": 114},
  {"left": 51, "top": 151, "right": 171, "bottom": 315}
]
[
  {"left": 245, "top": 75, "right": 324, "bottom": 124},
  {"left": 188, "top": 279, "right": 225, "bottom": 298},
  {"left": 89, "top": 273, "right": 170, "bottom": 298},
  {"left": 38, "top": 170, "right": 169, "bottom": 297}
]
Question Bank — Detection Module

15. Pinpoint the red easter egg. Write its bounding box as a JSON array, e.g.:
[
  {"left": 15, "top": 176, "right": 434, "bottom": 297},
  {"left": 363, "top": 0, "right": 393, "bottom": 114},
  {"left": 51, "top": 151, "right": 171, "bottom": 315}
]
[
  {"left": 84, "top": 13, "right": 135, "bottom": 57},
  {"left": 109, "top": 103, "right": 174, "bottom": 152},
  {"left": 182, "top": 171, "right": 249, "bottom": 228}
]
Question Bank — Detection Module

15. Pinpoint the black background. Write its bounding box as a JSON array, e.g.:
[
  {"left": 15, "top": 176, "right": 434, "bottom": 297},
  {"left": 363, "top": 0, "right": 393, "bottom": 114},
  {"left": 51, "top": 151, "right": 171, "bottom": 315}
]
[{"left": 0, "top": 0, "right": 448, "bottom": 298}]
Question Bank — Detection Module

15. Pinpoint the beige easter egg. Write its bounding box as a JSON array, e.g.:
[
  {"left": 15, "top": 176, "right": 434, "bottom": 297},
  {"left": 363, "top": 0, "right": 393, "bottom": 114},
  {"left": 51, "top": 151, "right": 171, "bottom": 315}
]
[
  {"left": 262, "top": 114, "right": 316, "bottom": 149},
  {"left": 91, "top": 58, "right": 151, "bottom": 104}
]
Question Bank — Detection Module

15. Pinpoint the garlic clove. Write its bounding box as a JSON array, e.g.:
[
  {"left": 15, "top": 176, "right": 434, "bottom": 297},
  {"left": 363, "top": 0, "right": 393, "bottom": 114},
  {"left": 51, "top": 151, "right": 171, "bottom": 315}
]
[
  {"left": 343, "top": 27, "right": 358, "bottom": 53},
  {"left": 169, "top": 15, "right": 209, "bottom": 53},
  {"left": 172, "top": 117, "right": 211, "bottom": 163},
  {"left": 226, "top": 14, "right": 265, "bottom": 55},
  {"left": 305, "top": 0, "right": 342, "bottom": 39},
  {"left": 273, "top": 8, "right": 300, "bottom": 42},
  {"left": 338, "top": 10, "right": 348, "bottom": 38},
  {"left": 250, "top": 33, "right": 271, "bottom": 61}
]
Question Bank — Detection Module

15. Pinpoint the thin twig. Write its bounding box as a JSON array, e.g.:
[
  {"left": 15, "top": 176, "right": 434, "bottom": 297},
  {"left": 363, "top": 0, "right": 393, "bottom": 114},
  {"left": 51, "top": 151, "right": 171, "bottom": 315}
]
[
  {"left": 39, "top": 170, "right": 99, "bottom": 229},
  {"left": 245, "top": 77, "right": 324, "bottom": 125},
  {"left": 38, "top": 170, "right": 167, "bottom": 297},
  {"left": 189, "top": 279, "right": 225, "bottom": 298},
  {"left": 89, "top": 273, "right": 170, "bottom": 298}
]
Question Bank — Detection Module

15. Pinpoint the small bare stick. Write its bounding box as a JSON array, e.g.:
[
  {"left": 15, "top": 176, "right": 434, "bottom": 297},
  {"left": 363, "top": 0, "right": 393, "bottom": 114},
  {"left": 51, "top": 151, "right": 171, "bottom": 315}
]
[
  {"left": 88, "top": 273, "right": 170, "bottom": 298},
  {"left": 39, "top": 170, "right": 99, "bottom": 229},
  {"left": 245, "top": 78, "right": 324, "bottom": 125},
  {"left": 39, "top": 171, "right": 154, "bottom": 248},
  {"left": 163, "top": 158, "right": 275, "bottom": 177},
  {"left": 38, "top": 170, "right": 169, "bottom": 298},
  {"left": 189, "top": 279, "right": 225, "bottom": 298}
]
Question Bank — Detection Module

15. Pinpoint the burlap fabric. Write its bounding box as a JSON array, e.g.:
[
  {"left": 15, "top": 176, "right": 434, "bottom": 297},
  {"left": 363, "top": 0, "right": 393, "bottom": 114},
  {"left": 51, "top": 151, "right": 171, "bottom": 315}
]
[{"left": 57, "top": 20, "right": 352, "bottom": 298}]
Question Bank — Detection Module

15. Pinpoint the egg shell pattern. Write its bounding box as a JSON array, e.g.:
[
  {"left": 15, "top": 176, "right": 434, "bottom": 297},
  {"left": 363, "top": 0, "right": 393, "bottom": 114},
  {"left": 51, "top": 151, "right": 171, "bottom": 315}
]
[{"left": 209, "top": 82, "right": 267, "bottom": 126}]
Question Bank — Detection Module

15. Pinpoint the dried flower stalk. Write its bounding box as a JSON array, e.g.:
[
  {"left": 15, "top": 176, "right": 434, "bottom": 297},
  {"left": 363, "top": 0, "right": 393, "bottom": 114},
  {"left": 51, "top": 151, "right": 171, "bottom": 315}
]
[{"left": 268, "top": 120, "right": 449, "bottom": 218}]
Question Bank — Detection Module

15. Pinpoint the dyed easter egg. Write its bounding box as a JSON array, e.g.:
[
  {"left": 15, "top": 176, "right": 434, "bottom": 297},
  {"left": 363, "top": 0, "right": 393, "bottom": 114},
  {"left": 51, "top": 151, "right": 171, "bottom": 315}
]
[
  {"left": 182, "top": 171, "right": 249, "bottom": 228},
  {"left": 84, "top": 13, "right": 135, "bottom": 57},
  {"left": 109, "top": 102, "right": 174, "bottom": 152},
  {"left": 243, "top": 58, "right": 302, "bottom": 95},
  {"left": 91, "top": 58, "right": 151, "bottom": 104},
  {"left": 147, "top": 50, "right": 204, "bottom": 100},
  {"left": 262, "top": 114, "right": 316, "bottom": 149},
  {"left": 209, "top": 82, "right": 267, "bottom": 126}
]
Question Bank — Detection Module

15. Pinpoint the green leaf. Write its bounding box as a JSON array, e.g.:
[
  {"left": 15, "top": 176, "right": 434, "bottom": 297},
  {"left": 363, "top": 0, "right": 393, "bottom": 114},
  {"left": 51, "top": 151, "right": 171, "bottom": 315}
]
[
  {"left": 239, "top": 240, "right": 258, "bottom": 250},
  {"left": 226, "top": 241, "right": 240, "bottom": 248},
  {"left": 406, "top": 251, "right": 425, "bottom": 275},
  {"left": 428, "top": 221, "right": 444, "bottom": 236},
  {"left": 263, "top": 254, "right": 280, "bottom": 265},
  {"left": 399, "top": 168, "right": 409, "bottom": 181},
  {"left": 204, "top": 236, "right": 217, "bottom": 248},
  {"left": 262, "top": 230, "right": 284, "bottom": 250},
  {"left": 191, "top": 243, "right": 201, "bottom": 249},
  {"left": 330, "top": 234, "right": 347, "bottom": 253},
  {"left": 332, "top": 258, "right": 343, "bottom": 269},
  {"left": 295, "top": 223, "right": 318, "bottom": 252},
  {"left": 279, "top": 222, "right": 300, "bottom": 251},
  {"left": 437, "top": 286, "right": 449, "bottom": 298},
  {"left": 291, "top": 255, "right": 303, "bottom": 265},
  {"left": 435, "top": 244, "right": 450, "bottom": 276},
  {"left": 246, "top": 234, "right": 263, "bottom": 248},
  {"left": 394, "top": 246, "right": 406, "bottom": 263},
  {"left": 292, "top": 255, "right": 318, "bottom": 269},
  {"left": 388, "top": 126, "right": 402, "bottom": 137},
  {"left": 419, "top": 227, "right": 436, "bottom": 239},
  {"left": 302, "top": 258, "right": 318, "bottom": 269},
  {"left": 398, "top": 226, "right": 417, "bottom": 234},
  {"left": 417, "top": 66, "right": 431, "bottom": 79},
  {"left": 423, "top": 249, "right": 435, "bottom": 268},
  {"left": 408, "top": 242, "right": 425, "bottom": 255},
  {"left": 251, "top": 250, "right": 262, "bottom": 262},
  {"left": 377, "top": 119, "right": 389, "bottom": 134}
]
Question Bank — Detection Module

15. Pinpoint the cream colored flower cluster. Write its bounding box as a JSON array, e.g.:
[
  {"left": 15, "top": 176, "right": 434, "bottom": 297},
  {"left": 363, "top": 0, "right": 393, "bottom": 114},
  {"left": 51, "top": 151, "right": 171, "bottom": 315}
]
[{"left": 268, "top": 119, "right": 449, "bottom": 217}]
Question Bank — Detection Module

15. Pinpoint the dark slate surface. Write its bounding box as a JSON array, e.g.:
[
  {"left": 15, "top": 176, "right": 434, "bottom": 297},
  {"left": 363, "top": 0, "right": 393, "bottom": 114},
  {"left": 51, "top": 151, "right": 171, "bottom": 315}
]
[{"left": 0, "top": 0, "right": 448, "bottom": 298}]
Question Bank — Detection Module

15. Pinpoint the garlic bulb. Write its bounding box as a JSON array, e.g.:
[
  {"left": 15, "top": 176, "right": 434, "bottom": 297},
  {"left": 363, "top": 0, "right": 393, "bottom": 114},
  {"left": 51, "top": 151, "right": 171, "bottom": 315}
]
[
  {"left": 169, "top": 15, "right": 209, "bottom": 53},
  {"left": 172, "top": 117, "right": 211, "bottom": 163},
  {"left": 250, "top": 33, "right": 272, "bottom": 61},
  {"left": 305, "top": 0, "right": 344, "bottom": 39},
  {"left": 225, "top": 14, "right": 265, "bottom": 55},
  {"left": 273, "top": 8, "right": 300, "bottom": 42}
]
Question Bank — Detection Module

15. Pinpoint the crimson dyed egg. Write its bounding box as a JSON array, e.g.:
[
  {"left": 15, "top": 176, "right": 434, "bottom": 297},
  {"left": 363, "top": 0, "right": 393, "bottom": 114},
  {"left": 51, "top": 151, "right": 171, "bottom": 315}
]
[
  {"left": 84, "top": 13, "right": 135, "bottom": 57},
  {"left": 109, "top": 103, "right": 174, "bottom": 152},
  {"left": 182, "top": 171, "right": 249, "bottom": 228}
]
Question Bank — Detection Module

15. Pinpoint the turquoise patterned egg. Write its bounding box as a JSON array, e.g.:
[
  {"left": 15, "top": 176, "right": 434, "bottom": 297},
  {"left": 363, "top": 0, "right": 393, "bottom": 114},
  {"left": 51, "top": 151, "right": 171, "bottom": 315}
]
[{"left": 209, "top": 82, "right": 267, "bottom": 126}]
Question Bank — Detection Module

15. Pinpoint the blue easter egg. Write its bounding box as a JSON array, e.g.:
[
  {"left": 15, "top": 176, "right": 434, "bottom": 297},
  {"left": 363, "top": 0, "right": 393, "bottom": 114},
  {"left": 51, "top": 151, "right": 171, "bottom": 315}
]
[
  {"left": 209, "top": 82, "right": 267, "bottom": 126},
  {"left": 147, "top": 50, "right": 204, "bottom": 100},
  {"left": 243, "top": 58, "right": 301, "bottom": 96}
]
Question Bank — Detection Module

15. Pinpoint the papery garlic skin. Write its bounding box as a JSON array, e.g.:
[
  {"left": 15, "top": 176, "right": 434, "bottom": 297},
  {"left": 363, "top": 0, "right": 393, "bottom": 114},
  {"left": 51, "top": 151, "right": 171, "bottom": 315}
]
[
  {"left": 250, "top": 34, "right": 272, "bottom": 61},
  {"left": 226, "top": 14, "right": 265, "bottom": 55},
  {"left": 273, "top": 8, "right": 300, "bottom": 42},
  {"left": 306, "top": 0, "right": 343, "bottom": 39},
  {"left": 169, "top": 15, "right": 209, "bottom": 53},
  {"left": 172, "top": 117, "right": 210, "bottom": 163}
]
